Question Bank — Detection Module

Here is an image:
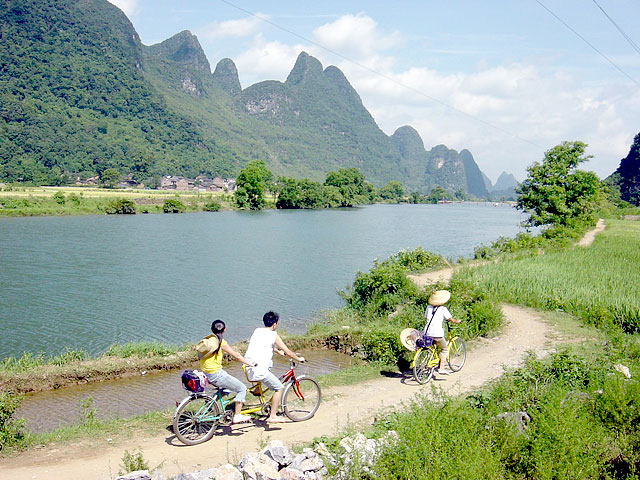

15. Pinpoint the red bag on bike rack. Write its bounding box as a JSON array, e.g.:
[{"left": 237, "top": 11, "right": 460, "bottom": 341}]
[{"left": 181, "top": 369, "right": 207, "bottom": 393}]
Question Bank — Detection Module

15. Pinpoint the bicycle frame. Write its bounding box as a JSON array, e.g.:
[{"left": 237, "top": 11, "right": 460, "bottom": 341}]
[{"left": 410, "top": 332, "right": 456, "bottom": 368}]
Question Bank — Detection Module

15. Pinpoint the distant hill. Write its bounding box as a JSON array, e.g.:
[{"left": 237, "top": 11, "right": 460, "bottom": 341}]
[
  {"left": 607, "top": 132, "right": 640, "bottom": 205},
  {"left": 488, "top": 172, "right": 519, "bottom": 200},
  {"left": 0, "top": 0, "right": 493, "bottom": 195}
]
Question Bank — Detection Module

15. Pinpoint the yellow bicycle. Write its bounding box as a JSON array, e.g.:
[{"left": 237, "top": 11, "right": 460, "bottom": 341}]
[{"left": 411, "top": 332, "right": 466, "bottom": 384}]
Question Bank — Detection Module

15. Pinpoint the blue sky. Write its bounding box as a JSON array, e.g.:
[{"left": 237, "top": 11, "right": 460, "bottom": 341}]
[{"left": 109, "top": 0, "right": 640, "bottom": 183}]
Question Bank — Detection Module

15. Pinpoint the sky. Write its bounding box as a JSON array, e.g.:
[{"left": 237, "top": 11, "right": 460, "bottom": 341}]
[{"left": 108, "top": 0, "right": 640, "bottom": 183}]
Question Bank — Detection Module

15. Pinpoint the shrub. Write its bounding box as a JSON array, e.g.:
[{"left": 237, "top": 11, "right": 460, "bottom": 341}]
[
  {"left": 361, "top": 328, "right": 405, "bottom": 366},
  {"left": 203, "top": 201, "right": 221, "bottom": 212},
  {"left": 52, "top": 191, "right": 65, "bottom": 205},
  {"left": 0, "top": 392, "right": 26, "bottom": 451},
  {"left": 105, "top": 198, "right": 137, "bottom": 214},
  {"left": 345, "top": 262, "right": 416, "bottom": 312},
  {"left": 163, "top": 199, "right": 185, "bottom": 213}
]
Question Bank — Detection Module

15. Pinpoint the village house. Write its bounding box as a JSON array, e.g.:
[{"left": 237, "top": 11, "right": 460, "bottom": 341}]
[{"left": 161, "top": 175, "right": 236, "bottom": 191}]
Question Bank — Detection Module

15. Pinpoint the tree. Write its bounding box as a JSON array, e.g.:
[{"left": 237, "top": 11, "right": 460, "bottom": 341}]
[
  {"left": 516, "top": 141, "right": 604, "bottom": 227},
  {"left": 378, "top": 181, "right": 405, "bottom": 202},
  {"left": 100, "top": 168, "right": 121, "bottom": 189},
  {"left": 426, "top": 186, "right": 452, "bottom": 203},
  {"left": 324, "top": 168, "right": 368, "bottom": 207},
  {"left": 234, "top": 160, "right": 272, "bottom": 210}
]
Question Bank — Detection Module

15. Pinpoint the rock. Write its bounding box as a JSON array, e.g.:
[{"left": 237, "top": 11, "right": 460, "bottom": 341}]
[
  {"left": 561, "top": 391, "right": 591, "bottom": 405},
  {"left": 279, "top": 467, "right": 306, "bottom": 480},
  {"left": 210, "top": 464, "right": 243, "bottom": 480},
  {"left": 492, "top": 411, "right": 531, "bottom": 433},
  {"left": 115, "top": 471, "right": 153, "bottom": 480},
  {"left": 173, "top": 469, "right": 215, "bottom": 480},
  {"left": 238, "top": 452, "right": 281, "bottom": 480},
  {"left": 262, "top": 440, "right": 294, "bottom": 467},
  {"left": 299, "top": 456, "right": 324, "bottom": 472},
  {"left": 614, "top": 364, "right": 632, "bottom": 379}
]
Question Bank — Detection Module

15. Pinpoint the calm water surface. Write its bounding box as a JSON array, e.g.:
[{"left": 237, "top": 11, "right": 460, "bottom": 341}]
[{"left": 0, "top": 203, "right": 527, "bottom": 357}]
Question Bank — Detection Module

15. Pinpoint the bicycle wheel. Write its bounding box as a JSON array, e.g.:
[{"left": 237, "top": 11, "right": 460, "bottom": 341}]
[
  {"left": 172, "top": 394, "right": 221, "bottom": 445},
  {"left": 413, "top": 348, "right": 435, "bottom": 384},
  {"left": 282, "top": 376, "right": 321, "bottom": 422},
  {"left": 447, "top": 337, "right": 467, "bottom": 372}
]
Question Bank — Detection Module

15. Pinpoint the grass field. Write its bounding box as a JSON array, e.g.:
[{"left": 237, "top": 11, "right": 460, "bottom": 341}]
[{"left": 455, "top": 218, "right": 640, "bottom": 333}]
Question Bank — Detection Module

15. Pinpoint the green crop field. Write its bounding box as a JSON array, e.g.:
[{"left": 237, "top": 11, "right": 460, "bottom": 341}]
[{"left": 455, "top": 218, "right": 640, "bottom": 333}]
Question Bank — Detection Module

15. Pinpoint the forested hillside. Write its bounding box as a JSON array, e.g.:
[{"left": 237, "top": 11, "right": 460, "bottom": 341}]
[
  {"left": 608, "top": 132, "right": 640, "bottom": 205},
  {"left": 0, "top": 0, "right": 494, "bottom": 195}
]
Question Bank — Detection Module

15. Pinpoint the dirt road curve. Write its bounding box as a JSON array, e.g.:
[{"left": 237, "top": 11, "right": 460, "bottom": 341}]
[{"left": 1, "top": 304, "right": 559, "bottom": 480}]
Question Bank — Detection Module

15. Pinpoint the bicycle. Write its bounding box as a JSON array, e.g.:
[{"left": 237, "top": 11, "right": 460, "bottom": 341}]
[
  {"left": 411, "top": 332, "right": 466, "bottom": 384},
  {"left": 172, "top": 359, "right": 322, "bottom": 445}
]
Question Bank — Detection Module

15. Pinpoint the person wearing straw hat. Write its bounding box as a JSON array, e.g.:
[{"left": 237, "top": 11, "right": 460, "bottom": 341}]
[{"left": 423, "top": 290, "right": 461, "bottom": 376}]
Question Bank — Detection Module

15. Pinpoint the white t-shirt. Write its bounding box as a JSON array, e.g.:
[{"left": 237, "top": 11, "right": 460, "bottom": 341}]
[
  {"left": 423, "top": 305, "right": 452, "bottom": 338},
  {"left": 244, "top": 327, "right": 277, "bottom": 381}
]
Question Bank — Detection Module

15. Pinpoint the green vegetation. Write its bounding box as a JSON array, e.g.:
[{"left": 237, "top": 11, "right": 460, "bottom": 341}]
[
  {"left": 516, "top": 141, "right": 606, "bottom": 228},
  {"left": 346, "top": 344, "right": 640, "bottom": 479},
  {"left": 104, "top": 198, "right": 137, "bottom": 214},
  {"left": 234, "top": 160, "right": 272, "bottom": 210},
  {"left": 0, "top": 187, "right": 235, "bottom": 216},
  {"left": 459, "top": 219, "right": 640, "bottom": 333},
  {"left": 607, "top": 131, "right": 640, "bottom": 206},
  {"left": 162, "top": 198, "right": 185, "bottom": 213},
  {"left": 0, "top": 392, "right": 26, "bottom": 451}
]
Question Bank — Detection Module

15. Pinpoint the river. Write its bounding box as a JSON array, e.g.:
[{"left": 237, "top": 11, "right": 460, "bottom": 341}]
[{"left": 0, "top": 203, "right": 527, "bottom": 358}]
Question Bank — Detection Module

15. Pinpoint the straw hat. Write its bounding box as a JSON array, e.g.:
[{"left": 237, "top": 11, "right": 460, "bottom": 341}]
[
  {"left": 195, "top": 334, "right": 219, "bottom": 356},
  {"left": 428, "top": 290, "right": 451, "bottom": 306},
  {"left": 400, "top": 328, "right": 421, "bottom": 351}
]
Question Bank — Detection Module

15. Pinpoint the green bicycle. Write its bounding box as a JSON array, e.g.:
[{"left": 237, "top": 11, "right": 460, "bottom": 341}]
[{"left": 411, "top": 332, "right": 466, "bottom": 384}]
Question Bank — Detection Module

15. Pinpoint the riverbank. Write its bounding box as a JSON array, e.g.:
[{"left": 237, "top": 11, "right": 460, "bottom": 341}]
[{"left": 0, "top": 186, "right": 235, "bottom": 216}]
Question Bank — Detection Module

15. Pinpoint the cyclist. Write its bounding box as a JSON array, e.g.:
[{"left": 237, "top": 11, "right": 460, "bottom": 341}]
[
  {"left": 423, "top": 290, "right": 461, "bottom": 376},
  {"left": 197, "top": 319, "right": 256, "bottom": 424},
  {"left": 244, "top": 310, "right": 305, "bottom": 424}
]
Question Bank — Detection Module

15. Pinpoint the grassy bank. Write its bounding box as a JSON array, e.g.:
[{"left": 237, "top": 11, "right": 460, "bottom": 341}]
[
  {"left": 0, "top": 186, "right": 234, "bottom": 216},
  {"left": 456, "top": 218, "right": 640, "bottom": 333}
]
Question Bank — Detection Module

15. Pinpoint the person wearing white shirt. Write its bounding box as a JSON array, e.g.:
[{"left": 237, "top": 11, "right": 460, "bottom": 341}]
[
  {"left": 244, "top": 310, "right": 305, "bottom": 424},
  {"left": 423, "top": 290, "right": 461, "bottom": 376}
]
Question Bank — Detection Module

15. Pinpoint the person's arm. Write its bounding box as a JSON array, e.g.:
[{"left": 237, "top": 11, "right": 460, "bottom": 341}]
[
  {"left": 221, "top": 343, "right": 256, "bottom": 367},
  {"left": 275, "top": 334, "right": 305, "bottom": 363},
  {"left": 273, "top": 347, "right": 286, "bottom": 356},
  {"left": 448, "top": 317, "right": 461, "bottom": 324}
]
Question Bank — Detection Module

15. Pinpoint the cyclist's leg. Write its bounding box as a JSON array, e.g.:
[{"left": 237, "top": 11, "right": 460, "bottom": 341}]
[
  {"left": 260, "top": 371, "right": 285, "bottom": 422},
  {"left": 205, "top": 370, "right": 248, "bottom": 417},
  {"left": 433, "top": 337, "right": 448, "bottom": 371}
]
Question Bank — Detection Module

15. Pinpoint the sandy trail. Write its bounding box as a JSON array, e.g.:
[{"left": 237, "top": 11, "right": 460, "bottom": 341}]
[
  {"left": 1, "top": 221, "right": 605, "bottom": 480},
  {"left": 1, "top": 305, "right": 558, "bottom": 480}
]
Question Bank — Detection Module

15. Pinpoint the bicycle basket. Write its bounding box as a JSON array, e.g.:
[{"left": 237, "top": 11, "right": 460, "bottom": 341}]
[
  {"left": 181, "top": 369, "right": 207, "bottom": 393},
  {"left": 416, "top": 335, "right": 434, "bottom": 348}
]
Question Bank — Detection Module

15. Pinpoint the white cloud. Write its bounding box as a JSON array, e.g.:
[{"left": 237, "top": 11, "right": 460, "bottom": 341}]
[
  {"left": 335, "top": 59, "right": 636, "bottom": 181},
  {"left": 107, "top": 0, "right": 139, "bottom": 17},
  {"left": 312, "top": 14, "right": 403, "bottom": 59},
  {"left": 234, "top": 35, "right": 306, "bottom": 85},
  {"left": 199, "top": 15, "right": 267, "bottom": 41}
]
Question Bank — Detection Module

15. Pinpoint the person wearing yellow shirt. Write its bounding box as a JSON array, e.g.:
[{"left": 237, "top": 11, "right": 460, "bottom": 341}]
[{"left": 198, "top": 319, "right": 256, "bottom": 424}]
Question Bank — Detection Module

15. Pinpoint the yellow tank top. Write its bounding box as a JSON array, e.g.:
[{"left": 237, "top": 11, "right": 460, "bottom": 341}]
[{"left": 200, "top": 339, "right": 227, "bottom": 373}]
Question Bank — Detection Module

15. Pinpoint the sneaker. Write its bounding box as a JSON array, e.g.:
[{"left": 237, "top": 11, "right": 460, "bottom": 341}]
[
  {"left": 233, "top": 414, "right": 251, "bottom": 423},
  {"left": 435, "top": 369, "right": 449, "bottom": 376}
]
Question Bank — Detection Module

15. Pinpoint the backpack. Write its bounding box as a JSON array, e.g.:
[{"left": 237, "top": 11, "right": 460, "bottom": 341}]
[{"left": 181, "top": 369, "right": 207, "bottom": 392}]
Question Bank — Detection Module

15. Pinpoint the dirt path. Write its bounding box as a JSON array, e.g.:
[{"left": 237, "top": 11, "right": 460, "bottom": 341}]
[
  {"left": 1, "top": 305, "right": 560, "bottom": 480},
  {"left": 578, "top": 218, "right": 605, "bottom": 247}
]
